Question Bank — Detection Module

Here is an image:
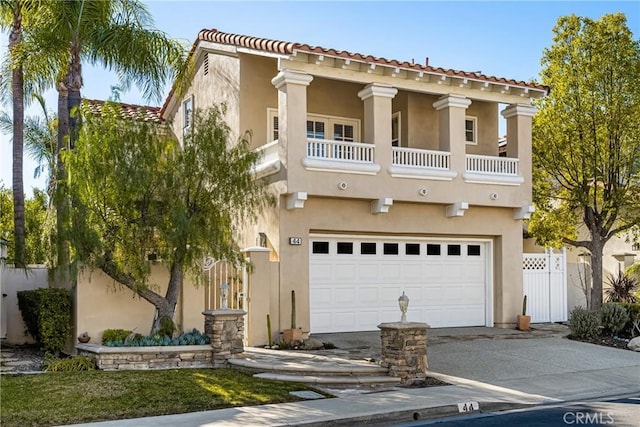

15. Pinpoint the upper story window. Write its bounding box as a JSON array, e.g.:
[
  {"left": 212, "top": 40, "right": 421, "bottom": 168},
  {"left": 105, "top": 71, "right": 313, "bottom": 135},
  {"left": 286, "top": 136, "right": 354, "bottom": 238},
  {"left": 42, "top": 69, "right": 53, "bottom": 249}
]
[
  {"left": 268, "top": 108, "right": 360, "bottom": 143},
  {"left": 465, "top": 116, "right": 477, "bottom": 145},
  {"left": 392, "top": 112, "right": 400, "bottom": 147},
  {"left": 183, "top": 96, "right": 194, "bottom": 135}
]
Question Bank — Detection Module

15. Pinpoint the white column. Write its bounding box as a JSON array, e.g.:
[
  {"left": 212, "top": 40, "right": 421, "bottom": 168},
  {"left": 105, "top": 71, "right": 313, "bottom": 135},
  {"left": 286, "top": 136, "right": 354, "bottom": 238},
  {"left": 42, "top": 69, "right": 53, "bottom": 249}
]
[
  {"left": 272, "top": 70, "right": 313, "bottom": 188},
  {"left": 358, "top": 84, "right": 397, "bottom": 169},
  {"left": 433, "top": 94, "right": 471, "bottom": 174},
  {"left": 501, "top": 104, "right": 536, "bottom": 200}
]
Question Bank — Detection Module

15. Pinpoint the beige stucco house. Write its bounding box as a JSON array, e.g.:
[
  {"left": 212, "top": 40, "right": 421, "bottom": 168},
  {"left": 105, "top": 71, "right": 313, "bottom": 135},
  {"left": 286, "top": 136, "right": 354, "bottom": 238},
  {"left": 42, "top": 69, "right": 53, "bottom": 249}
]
[{"left": 155, "top": 28, "right": 549, "bottom": 345}]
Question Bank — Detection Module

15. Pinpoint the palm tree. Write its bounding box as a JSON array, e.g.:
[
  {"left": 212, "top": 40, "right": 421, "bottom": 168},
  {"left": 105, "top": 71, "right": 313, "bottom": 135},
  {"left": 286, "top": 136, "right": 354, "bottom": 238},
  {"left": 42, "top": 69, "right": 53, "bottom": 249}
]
[
  {"left": 27, "top": 0, "right": 185, "bottom": 286},
  {"left": 1, "top": 0, "right": 27, "bottom": 266}
]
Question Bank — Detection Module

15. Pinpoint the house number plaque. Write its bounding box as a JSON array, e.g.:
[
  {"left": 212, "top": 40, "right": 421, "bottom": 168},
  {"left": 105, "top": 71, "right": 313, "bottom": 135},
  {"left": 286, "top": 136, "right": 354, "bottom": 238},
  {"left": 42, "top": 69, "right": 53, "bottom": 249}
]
[{"left": 289, "top": 237, "right": 302, "bottom": 245}]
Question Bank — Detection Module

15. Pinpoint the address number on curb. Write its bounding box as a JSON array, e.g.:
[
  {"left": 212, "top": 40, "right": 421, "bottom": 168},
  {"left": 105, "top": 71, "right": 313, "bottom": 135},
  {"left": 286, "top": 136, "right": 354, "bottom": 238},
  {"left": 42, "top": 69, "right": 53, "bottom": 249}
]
[{"left": 457, "top": 401, "right": 480, "bottom": 413}]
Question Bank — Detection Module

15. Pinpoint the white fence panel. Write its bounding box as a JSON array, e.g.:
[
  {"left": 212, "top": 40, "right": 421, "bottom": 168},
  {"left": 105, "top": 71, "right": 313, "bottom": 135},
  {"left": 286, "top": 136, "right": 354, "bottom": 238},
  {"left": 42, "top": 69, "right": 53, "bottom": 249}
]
[{"left": 523, "top": 249, "right": 567, "bottom": 323}]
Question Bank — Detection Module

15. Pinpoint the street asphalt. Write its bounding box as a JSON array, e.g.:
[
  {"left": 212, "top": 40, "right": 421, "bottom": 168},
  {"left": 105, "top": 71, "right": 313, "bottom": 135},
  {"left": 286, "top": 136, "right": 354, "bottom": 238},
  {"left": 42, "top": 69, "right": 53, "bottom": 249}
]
[{"left": 66, "top": 325, "right": 640, "bottom": 426}]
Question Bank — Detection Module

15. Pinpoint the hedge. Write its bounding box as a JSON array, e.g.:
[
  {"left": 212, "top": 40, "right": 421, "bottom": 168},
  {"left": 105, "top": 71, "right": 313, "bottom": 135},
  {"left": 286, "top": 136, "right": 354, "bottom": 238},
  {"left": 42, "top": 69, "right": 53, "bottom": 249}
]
[{"left": 17, "top": 288, "right": 72, "bottom": 354}]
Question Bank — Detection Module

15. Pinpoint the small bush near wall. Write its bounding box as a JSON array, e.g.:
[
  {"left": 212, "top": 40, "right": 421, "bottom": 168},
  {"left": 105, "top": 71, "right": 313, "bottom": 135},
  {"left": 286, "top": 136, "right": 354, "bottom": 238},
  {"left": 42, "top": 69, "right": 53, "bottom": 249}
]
[
  {"left": 17, "top": 288, "right": 72, "bottom": 354},
  {"left": 102, "top": 329, "right": 136, "bottom": 345},
  {"left": 600, "top": 303, "right": 629, "bottom": 336},
  {"left": 617, "top": 303, "right": 640, "bottom": 337},
  {"left": 45, "top": 356, "right": 96, "bottom": 372},
  {"left": 568, "top": 306, "right": 600, "bottom": 340},
  {"left": 103, "top": 329, "right": 210, "bottom": 347}
]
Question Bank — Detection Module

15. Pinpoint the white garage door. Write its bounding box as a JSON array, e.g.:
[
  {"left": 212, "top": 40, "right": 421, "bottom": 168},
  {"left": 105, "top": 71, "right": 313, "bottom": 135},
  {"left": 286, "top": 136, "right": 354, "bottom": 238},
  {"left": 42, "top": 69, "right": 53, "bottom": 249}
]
[{"left": 309, "top": 236, "right": 492, "bottom": 333}]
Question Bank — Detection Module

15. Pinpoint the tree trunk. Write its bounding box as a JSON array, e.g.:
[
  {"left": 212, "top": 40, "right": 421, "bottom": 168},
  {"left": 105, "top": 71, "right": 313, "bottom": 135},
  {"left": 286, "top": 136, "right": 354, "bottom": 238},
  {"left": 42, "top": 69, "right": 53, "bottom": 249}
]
[
  {"left": 10, "top": 6, "right": 25, "bottom": 267},
  {"left": 589, "top": 237, "right": 605, "bottom": 310},
  {"left": 53, "top": 82, "right": 70, "bottom": 288},
  {"left": 151, "top": 262, "right": 183, "bottom": 333}
]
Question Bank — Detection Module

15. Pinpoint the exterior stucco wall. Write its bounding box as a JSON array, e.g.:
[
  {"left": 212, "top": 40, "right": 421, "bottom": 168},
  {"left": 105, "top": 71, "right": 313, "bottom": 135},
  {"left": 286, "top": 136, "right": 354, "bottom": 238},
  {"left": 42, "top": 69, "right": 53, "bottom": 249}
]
[
  {"left": 273, "top": 197, "right": 524, "bottom": 334},
  {"left": 406, "top": 92, "right": 440, "bottom": 150},
  {"left": 392, "top": 90, "right": 409, "bottom": 147},
  {"left": 169, "top": 49, "right": 241, "bottom": 144},
  {"left": 1, "top": 266, "right": 47, "bottom": 344},
  {"left": 239, "top": 55, "right": 278, "bottom": 149},
  {"left": 307, "top": 77, "right": 364, "bottom": 132},
  {"left": 466, "top": 100, "right": 499, "bottom": 156},
  {"left": 76, "top": 265, "right": 204, "bottom": 344}
]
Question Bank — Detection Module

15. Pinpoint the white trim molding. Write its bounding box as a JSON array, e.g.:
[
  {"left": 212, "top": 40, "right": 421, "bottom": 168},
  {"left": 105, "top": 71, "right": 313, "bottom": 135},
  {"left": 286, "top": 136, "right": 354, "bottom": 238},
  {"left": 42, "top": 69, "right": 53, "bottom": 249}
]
[
  {"left": 301, "top": 157, "right": 381, "bottom": 175},
  {"left": 286, "top": 192, "right": 308, "bottom": 210},
  {"left": 271, "top": 69, "right": 314, "bottom": 89},
  {"left": 388, "top": 165, "right": 457, "bottom": 181},
  {"left": 433, "top": 94, "right": 472, "bottom": 111},
  {"left": 462, "top": 172, "right": 525, "bottom": 186},
  {"left": 357, "top": 83, "right": 398, "bottom": 101},
  {"left": 501, "top": 104, "right": 537, "bottom": 118},
  {"left": 446, "top": 202, "right": 469, "bottom": 217},
  {"left": 514, "top": 205, "right": 535, "bottom": 220},
  {"left": 371, "top": 198, "right": 393, "bottom": 214}
]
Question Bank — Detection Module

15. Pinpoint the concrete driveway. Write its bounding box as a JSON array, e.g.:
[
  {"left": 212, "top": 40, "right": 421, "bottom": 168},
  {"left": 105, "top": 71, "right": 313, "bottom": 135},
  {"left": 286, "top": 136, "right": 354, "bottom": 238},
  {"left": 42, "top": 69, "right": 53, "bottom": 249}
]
[{"left": 312, "top": 324, "right": 640, "bottom": 400}]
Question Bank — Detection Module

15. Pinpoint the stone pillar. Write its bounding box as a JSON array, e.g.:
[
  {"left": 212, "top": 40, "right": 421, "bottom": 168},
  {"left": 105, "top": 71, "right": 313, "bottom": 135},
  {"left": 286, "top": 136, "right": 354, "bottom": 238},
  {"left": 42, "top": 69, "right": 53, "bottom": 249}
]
[
  {"left": 271, "top": 70, "right": 313, "bottom": 188},
  {"left": 203, "top": 309, "right": 246, "bottom": 367},
  {"left": 378, "top": 322, "right": 429, "bottom": 385},
  {"left": 433, "top": 94, "right": 472, "bottom": 173},
  {"left": 357, "top": 83, "right": 398, "bottom": 168}
]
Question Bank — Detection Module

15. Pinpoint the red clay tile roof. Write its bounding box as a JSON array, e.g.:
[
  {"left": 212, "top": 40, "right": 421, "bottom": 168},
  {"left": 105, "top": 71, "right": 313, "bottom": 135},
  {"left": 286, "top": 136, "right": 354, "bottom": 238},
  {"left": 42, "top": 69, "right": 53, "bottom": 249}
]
[
  {"left": 161, "top": 28, "right": 548, "bottom": 116},
  {"left": 198, "top": 28, "right": 547, "bottom": 92},
  {"left": 84, "top": 99, "right": 164, "bottom": 123}
]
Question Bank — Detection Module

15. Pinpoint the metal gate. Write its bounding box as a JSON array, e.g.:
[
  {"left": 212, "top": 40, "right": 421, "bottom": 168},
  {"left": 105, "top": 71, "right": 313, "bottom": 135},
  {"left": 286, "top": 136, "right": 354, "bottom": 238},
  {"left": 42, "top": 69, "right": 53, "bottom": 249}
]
[
  {"left": 523, "top": 249, "right": 567, "bottom": 323},
  {"left": 202, "top": 257, "right": 248, "bottom": 312}
]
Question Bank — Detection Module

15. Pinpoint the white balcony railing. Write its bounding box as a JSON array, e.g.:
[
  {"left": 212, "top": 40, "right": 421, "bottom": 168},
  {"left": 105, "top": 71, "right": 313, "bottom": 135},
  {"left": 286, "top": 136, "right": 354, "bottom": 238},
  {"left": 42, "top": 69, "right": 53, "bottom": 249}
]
[
  {"left": 302, "top": 139, "right": 380, "bottom": 175},
  {"left": 465, "top": 154, "right": 519, "bottom": 175},
  {"left": 388, "top": 146, "right": 457, "bottom": 181},
  {"left": 392, "top": 147, "right": 450, "bottom": 169},
  {"left": 252, "top": 139, "right": 281, "bottom": 177},
  {"left": 306, "top": 139, "right": 375, "bottom": 163},
  {"left": 463, "top": 154, "right": 523, "bottom": 185}
]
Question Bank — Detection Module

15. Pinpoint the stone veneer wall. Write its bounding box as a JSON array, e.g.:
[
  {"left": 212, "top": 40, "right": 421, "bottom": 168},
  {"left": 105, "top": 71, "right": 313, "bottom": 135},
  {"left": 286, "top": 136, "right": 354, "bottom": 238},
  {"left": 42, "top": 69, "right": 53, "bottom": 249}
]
[
  {"left": 76, "top": 344, "right": 213, "bottom": 371},
  {"left": 378, "top": 322, "right": 429, "bottom": 385}
]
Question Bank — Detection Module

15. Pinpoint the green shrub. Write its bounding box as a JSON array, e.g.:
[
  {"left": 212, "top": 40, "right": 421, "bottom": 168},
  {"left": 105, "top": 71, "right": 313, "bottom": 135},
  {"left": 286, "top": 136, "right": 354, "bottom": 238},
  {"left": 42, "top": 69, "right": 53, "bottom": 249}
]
[
  {"left": 17, "top": 288, "right": 72, "bottom": 354},
  {"left": 101, "top": 329, "right": 133, "bottom": 345},
  {"left": 568, "top": 306, "right": 601, "bottom": 340},
  {"left": 45, "top": 356, "right": 96, "bottom": 372},
  {"left": 617, "top": 302, "right": 640, "bottom": 337},
  {"left": 600, "top": 303, "right": 629, "bottom": 336},
  {"left": 103, "top": 328, "right": 210, "bottom": 347}
]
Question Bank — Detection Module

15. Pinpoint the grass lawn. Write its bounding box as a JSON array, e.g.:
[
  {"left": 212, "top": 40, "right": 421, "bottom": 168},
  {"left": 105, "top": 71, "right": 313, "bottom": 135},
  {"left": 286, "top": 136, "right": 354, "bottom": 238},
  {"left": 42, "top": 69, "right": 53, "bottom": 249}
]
[{"left": 1, "top": 369, "right": 324, "bottom": 427}]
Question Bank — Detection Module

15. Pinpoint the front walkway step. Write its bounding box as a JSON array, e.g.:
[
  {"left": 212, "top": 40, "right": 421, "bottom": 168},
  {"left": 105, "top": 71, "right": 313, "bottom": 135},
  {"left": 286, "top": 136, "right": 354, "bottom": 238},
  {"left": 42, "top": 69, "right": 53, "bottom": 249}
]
[
  {"left": 254, "top": 372, "right": 401, "bottom": 385},
  {"left": 229, "top": 347, "right": 388, "bottom": 376}
]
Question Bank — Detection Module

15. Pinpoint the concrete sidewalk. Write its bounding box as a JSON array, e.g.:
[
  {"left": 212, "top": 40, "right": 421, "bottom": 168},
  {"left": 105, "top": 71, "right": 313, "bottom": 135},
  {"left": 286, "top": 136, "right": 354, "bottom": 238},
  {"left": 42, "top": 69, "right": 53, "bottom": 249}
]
[{"left": 66, "top": 326, "right": 640, "bottom": 426}]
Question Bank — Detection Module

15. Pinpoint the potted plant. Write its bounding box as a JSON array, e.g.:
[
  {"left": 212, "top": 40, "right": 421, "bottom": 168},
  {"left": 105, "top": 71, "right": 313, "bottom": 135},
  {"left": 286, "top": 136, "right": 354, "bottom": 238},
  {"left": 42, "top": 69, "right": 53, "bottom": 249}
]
[
  {"left": 77, "top": 332, "right": 91, "bottom": 343},
  {"left": 282, "top": 290, "right": 303, "bottom": 345},
  {"left": 517, "top": 295, "right": 531, "bottom": 331}
]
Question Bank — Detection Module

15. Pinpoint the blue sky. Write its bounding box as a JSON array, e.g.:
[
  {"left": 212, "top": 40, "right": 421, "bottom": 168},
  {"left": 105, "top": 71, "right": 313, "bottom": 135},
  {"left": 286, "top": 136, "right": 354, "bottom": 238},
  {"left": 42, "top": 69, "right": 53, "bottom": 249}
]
[{"left": 1, "top": 0, "right": 638, "bottom": 192}]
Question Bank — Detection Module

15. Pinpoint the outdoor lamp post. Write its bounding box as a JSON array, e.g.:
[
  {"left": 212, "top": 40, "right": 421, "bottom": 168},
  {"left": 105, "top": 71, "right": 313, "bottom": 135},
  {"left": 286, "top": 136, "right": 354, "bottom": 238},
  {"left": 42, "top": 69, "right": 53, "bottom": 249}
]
[
  {"left": 398, "top": 291, "right": 409, "bottom": 322},
  {"left": 221, "top": 283, "right": 229, "bottom": 309}
]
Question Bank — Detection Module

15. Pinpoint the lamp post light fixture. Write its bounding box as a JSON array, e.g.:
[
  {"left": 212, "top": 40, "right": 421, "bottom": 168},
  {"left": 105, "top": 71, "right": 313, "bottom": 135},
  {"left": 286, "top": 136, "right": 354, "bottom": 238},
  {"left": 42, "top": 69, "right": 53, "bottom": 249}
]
[
  {"left": 221, "top": 283, "right": 229, "bottom": 309},
  {"left": 398, "top": 291, "right": 409, "bottom": 322}
]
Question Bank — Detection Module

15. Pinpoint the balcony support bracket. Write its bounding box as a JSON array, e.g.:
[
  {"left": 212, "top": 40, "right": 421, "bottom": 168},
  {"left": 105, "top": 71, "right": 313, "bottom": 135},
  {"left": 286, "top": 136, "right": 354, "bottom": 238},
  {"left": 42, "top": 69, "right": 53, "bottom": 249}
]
[
  {"left": 446, "top": 202, "right": 469, "bottom": 218},
  {"left": 371, "top": 198, "right": 393, "bottom": 214},
  {"left": 286, "top": 192, "right": 307, "bottom": 210},
  {"left": 514, "top": 205, "right": 535, "bottom": 220}
]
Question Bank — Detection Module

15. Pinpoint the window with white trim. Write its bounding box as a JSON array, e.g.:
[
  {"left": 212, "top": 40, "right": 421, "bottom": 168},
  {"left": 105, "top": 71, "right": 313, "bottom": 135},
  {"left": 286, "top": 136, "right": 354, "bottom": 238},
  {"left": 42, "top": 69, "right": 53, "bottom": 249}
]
[
  {"left": 267, "top": 108, "right": 360, "bottom": 142},
  {"left": 465, "top": 116, "right": 477, "bottom": 144},
  {"left": 183, "top": 96, "right": 194, "bottom": 135},
  {"left": 392, "top": 112, "right": 400, "bottom": 147}
]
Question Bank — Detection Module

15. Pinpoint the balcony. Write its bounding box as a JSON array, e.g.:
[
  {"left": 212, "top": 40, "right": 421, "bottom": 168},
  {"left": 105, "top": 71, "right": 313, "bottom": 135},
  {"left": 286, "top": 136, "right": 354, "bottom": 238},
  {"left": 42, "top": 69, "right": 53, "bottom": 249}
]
[
  {"left": 388, "top": 147, "right": 457, "bottom": 180},
  {"left": 301, "top": 139, "right": 380, "bottom": 175},
  {"left": 253, "top": 140, "right": 524, "bottom": 186},
  {"left": 463, "top": 154, "right": 524, "bottom": 185}
]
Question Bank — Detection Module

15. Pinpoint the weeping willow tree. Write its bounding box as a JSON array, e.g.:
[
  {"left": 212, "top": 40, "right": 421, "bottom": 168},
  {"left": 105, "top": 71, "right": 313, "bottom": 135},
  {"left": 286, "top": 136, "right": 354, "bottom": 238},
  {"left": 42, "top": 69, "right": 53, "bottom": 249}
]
[
  {"left": 530, "top": 13, "right": 640, "bottom": 310},
  {"left": 68, "top": 102, "right": 272, "bottom": 332}
]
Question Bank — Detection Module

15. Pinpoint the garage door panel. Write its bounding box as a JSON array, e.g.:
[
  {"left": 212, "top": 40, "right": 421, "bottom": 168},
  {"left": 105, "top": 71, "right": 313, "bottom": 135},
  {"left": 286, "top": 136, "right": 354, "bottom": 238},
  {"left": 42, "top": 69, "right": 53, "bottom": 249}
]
[
  {"left": 310, "top": 287, "right": 332, "bottom": 304},
  {"left": 334, "top": 287, "right": 356, "bottom": 304},
  {"left": 310, "top": 237, "right": 489, "bottom": 333}
]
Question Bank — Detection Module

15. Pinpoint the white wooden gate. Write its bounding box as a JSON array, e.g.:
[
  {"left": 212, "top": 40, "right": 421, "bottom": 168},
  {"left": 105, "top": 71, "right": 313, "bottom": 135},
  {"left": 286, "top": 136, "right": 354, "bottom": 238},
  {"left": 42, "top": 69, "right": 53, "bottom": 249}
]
[{"left": 523, "top": 249, "right": 567, "bottom": 323}]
